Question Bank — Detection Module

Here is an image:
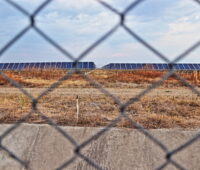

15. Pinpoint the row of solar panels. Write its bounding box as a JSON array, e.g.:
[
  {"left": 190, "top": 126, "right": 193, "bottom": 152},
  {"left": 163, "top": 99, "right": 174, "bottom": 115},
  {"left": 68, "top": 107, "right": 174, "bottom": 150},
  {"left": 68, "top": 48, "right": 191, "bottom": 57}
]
[
  {"left": 0, "top": 62, "right": 200, "bottom": 71},
  {"left": 102, "top": 63, "right": 200, "bottom": 70},
  {"left": 0, "top": 62, "right": 96, "bottom": 70}
]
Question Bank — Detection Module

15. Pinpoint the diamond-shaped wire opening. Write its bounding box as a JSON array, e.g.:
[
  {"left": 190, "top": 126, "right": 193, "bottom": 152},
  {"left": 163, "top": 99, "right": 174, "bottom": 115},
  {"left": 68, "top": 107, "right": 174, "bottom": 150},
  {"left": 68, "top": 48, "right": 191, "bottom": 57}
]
[
  {"left": 11, "top": 0, "right": 47, "bottom": 14},
  {"left": 1, "top": 29, "right": 71, "bottom": 63},
  {"left": 10, "top": 123, "right": 77, "bottom": 170},
  {"left": 122, "top": 71, "right": 200, "bottom": 169},
  {"left": 0, "top": 73, "right": 36, "bottom": 168},
  {"left": 33, "top": 68, "right": 122, "bottom": 126},
  {"left": 0, "top": 0, "right": 200, "bottom": 170},
  {"left": 27, "top": 68, "right": 120, "bottom": 169},
  {"left": 35, "top": 0, "right": 119, "bottom": 58},
  {"left": 0, "top": 1, "right": 29, "bottom": 53},
  {"left": 124, "top": 83, "right": 200, "bottom": 129},
  {"left": 125, "top": 0, "right": 200, "bottom": 61},
  {"left": 37, "top": 88, "right": 119, "bottom": 127},
  {"left": 163, "top": 130, "right": 200, "bottom": 170},
  {"left": 85, "top": 27, "right": 166, "bottom": 66}
]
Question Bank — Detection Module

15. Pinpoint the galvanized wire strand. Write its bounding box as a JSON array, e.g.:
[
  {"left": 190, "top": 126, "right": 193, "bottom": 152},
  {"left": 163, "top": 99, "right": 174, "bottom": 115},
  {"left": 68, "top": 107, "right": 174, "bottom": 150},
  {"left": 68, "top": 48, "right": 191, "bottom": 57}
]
[
  {"left": 123, "top": 0, "right": 146, "bottom": 15},
  {"left": 0, "top": 0, "right": 199, "bottom": 170},
  {"left": 123, "top": 114, "right": 168, "bottom": 152},
  {"left": 172, "top": 40, "right": 200, "bottom": 64},
  {"left": 36, "top": 109, "right": 78, "bottom": 146},
  {"left": 173, "top": 74, "right": 200, "bottom": 96},
  {"left": 155, "top": 161, "right": 169, "bottom": 170},
  {"left": 122, "top": 24, "right": 170, "bottom": 62},
  {"left": 193, "top": 0, "right": 200, "bottom": 6},
  {"left": 0, "top": 111, "right": 33, "bottom": 139},
  {"left": 167, "top": 132, "right": 200, "bottom": 158},
  {"left": 96, "top": 0, "right": 121, "bottom": 15},
  {"left": 77, "top": 24, "right": 120, "bottom": 61},
  {"left": 0, "top": 145, "right": 29, "bottom": 168},
  {"left": 124, "top": 69, "right": 175, "bottom": 106},
  {"left": 34, "top": 27, "right": 75, "bottom": 61},
  {"left": 0, "top": 72, "right": 34, "bottom": 100},
  {"left": 5, "top": 0, "right": 30, "bottom": 16},
  {"left": 78, "top": 70, "right": 122, "bottom": 105},
  {"left": 76, "top": 152, "right": 104, "bottom": 170},
  {"left": 32, "top": 0, "right": 53, "bottom": 17},
  {"left": 36, "top": 69, "right": 76, "bottom": 100},
  {"left": 55, "top": 155, "right": 77, "bottom": 170},
  {"left": 0, "top": 26, "right": 31, "bottom": 56},
  {"left": 76, "top": 115, "right": 123, "bottom": 152},
  {"left": 169, "top": 159, "right": 187, "bottom": 170}
]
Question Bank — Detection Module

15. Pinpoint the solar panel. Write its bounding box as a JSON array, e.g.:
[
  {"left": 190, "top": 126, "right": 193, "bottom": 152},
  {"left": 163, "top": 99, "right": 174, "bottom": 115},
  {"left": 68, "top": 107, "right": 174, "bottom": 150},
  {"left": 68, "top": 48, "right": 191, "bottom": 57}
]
[
  {"left": 13, "top": 63, "right": 19, "bottom": 70},
  {"left": 188, "top": 64, "right": 195, "bottom": 70},
  {"left": 78, "top": 62, "right": 82, "bottom": 69},
  {"left": 109, "top": 64, "right": 113, "bottom": 69},
  {"left": 83, "top": 62, "right": 88, "bottom": 69},
  {"left": 121, "top": 64, "right": 126, "bottom": 69},
  {"left": 7, "top": 63, "right": 14, "bottom": 70},
  {"left": 67, "top": 63, "right": 72, "bottom": 68},
  {"left": 182, "top": 64, "right": 189, "bottom": 70},
  {"left": 101, "top": 63, "right": 200, "bottom": 70},
  {"left": 162, "top": 64, "right": 168, "bottom": 70},
  {"left": 17, "top": 63, "right": 24, "bottom": 70},
  {"left": 88, "top": 62, "right": 94, "bottom": 69},
  {"left": 193, "top": 64, "right": 199, "bottom": 70},
  {"left": 28, "top": 63, "right": 34, "bottom": 69},
  {"left": 115, "top": 64, "right": 120, "bottom": 69},
  {"left": 0, "top": 63, "right": 4, "bottom": 70},
  {"left": 136, "top": 64, "right": 142, "bottom": 69},
  {"left": 39, "top": 63, "right": 45, "bottom": 69},
  {"left": 142, "top": 64, "right": 150, "bottom": 70},
  {"left": 157, "top": 64, "right": 163, "bottom": 70},
  {"left": 152, "top": 64, "right": 157, "bottom": 70},
  {"left": 130, "top": 64, "right": 136, "bottom": 69},
  {"left": 173, "top": 64, "right": 178, "bottom": 70},
  {"left": 0, "top": 62, "right": 95, "bottom": 70},
  {"left": 24, "top": 63, "right": 30, "bottom": 69},
  {"left": 192, "top": 64, "right": 196, "bottom": 70},
  {"left": 60, "top": 62, "right": 65, "bottom": 69},
  {"left": 2, "top": 62, "right": 200, "bottom": 71},
  {"left": 49, "top": 63, "right": 55, "bottom": 68},
  {"left": 56, "top": 62, "right": 61, "bottom": 68},
  {"left": 3, "top": 63, "right": 9, "bottom": 70},
  {"left": 126, "top": 64, "right": 131, "bottom": 69},
  {"left": 177, "top": 64, "right": 184, "bottom": 70},
  {"left": 44, "top": 62, "right": 51, "bottom": 69}
]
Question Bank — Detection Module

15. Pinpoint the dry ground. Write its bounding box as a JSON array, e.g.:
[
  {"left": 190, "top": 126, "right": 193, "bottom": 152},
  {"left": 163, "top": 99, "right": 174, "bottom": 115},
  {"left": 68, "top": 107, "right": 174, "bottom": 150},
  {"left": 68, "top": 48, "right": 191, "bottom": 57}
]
[{"left": 0, "top": 69, "right": 200, "bottom": 129}]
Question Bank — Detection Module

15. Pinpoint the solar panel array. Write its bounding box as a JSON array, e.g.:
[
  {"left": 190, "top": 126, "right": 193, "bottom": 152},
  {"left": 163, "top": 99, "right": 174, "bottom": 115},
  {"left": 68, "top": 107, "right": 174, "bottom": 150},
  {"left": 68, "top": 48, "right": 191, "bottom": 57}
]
[
  {"left": 1, "top": 62, "right": 200, "bottom": 71},
  {"left": 102, "top": 63, "right": 200, "bottom": 70},
  {"left": 0, "top": 62, "right": 96, "bottom": 70}
]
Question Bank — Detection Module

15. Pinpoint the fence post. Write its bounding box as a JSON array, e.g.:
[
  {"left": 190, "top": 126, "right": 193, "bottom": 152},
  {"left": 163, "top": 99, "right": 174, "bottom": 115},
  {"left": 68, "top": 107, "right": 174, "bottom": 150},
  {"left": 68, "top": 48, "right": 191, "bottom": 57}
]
[{"left": 76, "top": 95, "right": 80, "bottom": 124}]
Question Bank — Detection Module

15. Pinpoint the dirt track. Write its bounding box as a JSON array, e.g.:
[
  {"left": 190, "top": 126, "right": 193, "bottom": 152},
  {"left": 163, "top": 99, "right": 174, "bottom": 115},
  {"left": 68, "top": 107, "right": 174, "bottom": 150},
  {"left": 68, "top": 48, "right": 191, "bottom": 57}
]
[{"left": 0, "top": 87, "right": 199, "bottom": 97}]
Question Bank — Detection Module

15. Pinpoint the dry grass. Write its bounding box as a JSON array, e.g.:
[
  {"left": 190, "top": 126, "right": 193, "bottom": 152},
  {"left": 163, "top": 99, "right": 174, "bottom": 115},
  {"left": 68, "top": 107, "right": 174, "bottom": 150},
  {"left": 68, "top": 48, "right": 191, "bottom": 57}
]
[
  {"left": 0, "top": 93, "right": 199, "bottom": 129},
  {"left": 0, "top": 69, "right": 200, "bottom": 88},
  {"left": 0, "top": 69, "right": 200, "bottom": 129}
]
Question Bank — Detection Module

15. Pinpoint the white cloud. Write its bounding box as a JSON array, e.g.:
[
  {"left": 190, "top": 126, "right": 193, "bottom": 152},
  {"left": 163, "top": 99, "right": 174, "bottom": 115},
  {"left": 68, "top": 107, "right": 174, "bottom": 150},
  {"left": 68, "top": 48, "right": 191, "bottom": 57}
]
[{"left": 1, "top": 0, "right": 200, "bottom": 64}]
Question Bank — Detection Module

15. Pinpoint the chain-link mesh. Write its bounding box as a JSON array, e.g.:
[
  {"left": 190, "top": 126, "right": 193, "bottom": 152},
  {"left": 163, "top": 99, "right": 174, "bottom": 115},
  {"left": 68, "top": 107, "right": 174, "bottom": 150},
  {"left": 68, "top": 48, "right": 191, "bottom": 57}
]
[{"left": 0, "top": 0, "right": 200, "bottom": 170}]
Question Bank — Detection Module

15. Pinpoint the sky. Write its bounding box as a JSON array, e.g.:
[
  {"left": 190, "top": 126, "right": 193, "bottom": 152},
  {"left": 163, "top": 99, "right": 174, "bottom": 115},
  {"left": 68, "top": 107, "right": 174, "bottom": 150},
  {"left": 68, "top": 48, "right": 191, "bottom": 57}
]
[{"left": 0, "top": 0, "right": 200, "bottom": 67}]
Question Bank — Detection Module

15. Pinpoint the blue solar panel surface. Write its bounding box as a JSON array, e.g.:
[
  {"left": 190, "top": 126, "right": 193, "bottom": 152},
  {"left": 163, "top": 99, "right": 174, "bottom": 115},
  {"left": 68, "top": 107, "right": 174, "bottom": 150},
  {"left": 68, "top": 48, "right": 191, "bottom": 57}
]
[
  {"left": 0, "top": 62, "right": 96, "bottom": 70},
  {"left": 0, "top": 62, "right": 200, "bottom": 70},
  {"left": 102, "top": 63, "right": 200, "bottom": 70}
]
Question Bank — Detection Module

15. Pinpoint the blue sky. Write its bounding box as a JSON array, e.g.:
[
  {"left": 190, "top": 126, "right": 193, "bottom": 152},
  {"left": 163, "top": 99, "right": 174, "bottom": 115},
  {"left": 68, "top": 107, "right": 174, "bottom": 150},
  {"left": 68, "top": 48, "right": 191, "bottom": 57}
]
[{"left": 0, "top": 0, "right": 200, "bottom": 67}]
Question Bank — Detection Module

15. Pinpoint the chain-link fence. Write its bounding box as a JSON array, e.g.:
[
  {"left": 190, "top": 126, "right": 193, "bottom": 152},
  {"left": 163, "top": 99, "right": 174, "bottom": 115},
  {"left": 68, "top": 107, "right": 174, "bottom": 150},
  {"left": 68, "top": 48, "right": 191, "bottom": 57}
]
[{"left": 0, "top": 0, "right": 200, "bottom": 169}]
